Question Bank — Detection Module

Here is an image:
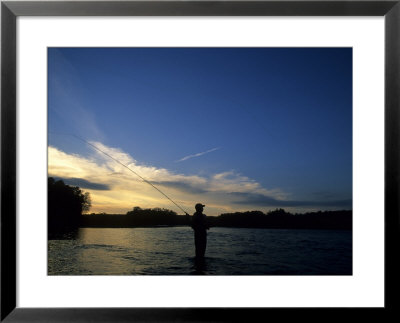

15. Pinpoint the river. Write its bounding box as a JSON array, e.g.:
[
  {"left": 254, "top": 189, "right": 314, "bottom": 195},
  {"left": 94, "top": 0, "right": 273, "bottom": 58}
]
[{"left": 48, "top": 226, "right": 352, "bottom": 275}]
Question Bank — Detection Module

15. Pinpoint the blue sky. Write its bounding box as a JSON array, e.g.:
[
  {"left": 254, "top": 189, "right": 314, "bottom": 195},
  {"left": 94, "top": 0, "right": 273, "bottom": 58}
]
[{"left": 48, "top": 48, "right": 352, "bottom": 215}]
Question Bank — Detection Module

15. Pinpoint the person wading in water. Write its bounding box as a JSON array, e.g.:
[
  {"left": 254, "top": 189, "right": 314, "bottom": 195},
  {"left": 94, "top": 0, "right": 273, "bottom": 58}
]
[{"left": 191, "top": 203, "right": 210, "bottom": 259}]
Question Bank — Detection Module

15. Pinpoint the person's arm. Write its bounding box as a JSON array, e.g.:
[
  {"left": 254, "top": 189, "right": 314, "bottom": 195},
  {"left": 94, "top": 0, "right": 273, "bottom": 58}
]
[
  {"left": 185, "top": 212, "right": 193, "bottom": 229},
  {"left": 191, "top": 213, "right": 197, "bottom": 230},
  {"left": 204, "top": 214, "right": 210, "bottom": 230}
]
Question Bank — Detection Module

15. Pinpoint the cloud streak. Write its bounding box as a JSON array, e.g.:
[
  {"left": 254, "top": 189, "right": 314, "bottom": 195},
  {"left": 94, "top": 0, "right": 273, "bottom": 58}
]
[
  {"left": 230, "top": 192, "right": 352, "bottom": 208},
  {"left": 49, "top": 49, "right": 105, "bottom": 141},
  {"left": 53, "top": 177, "right": 111, "bottom": 191},
  {"left": 176, "top": 147, "right": 220, "bottom": 162},
  {"left": 153, "top": 180, "right": 209, "bottom": 194}
]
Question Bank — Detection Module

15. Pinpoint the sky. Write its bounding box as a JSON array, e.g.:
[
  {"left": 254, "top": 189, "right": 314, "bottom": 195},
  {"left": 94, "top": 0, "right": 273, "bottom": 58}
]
[{"left": 48, "top": 47, "right": 352, "bottom": 216}]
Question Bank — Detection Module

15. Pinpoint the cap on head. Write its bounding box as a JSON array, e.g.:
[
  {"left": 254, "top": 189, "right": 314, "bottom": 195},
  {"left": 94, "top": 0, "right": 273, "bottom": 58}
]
[{"left": 195, "top": 203, "right": 205, "bottom": 211}]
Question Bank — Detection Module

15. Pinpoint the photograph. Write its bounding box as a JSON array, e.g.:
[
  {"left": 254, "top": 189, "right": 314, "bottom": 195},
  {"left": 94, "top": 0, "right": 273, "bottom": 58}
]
[{"left": 47, "top": 47, "right": 352, "bottom": 276}]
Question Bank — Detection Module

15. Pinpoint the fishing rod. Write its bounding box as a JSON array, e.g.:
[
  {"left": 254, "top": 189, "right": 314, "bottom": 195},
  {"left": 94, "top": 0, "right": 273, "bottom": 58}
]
[{"left": 50, "top": 132, "right": 189, "bottom": 215}]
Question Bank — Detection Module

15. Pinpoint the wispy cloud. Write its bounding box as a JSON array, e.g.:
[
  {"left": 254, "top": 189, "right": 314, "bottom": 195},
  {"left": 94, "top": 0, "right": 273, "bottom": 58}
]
[
  {"left": 176, "top": 147, "right": 220, "bottom": 162},
  {"left": 153, "top": 180, "right": 211, "bottom": 194},
  {"left": 48, "top": 143, "right": 283, "bottom": 215},
  {"left": 48, "top": 142, "right": 350, "bottom": 215},
  {"left": 49, "top": 49, "right": 105, "bottom": 141}
]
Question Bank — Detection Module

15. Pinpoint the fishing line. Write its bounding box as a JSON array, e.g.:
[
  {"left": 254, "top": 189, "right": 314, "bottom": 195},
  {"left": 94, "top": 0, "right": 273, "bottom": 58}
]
[{"left": 49, "top": 132, "right": 189, "bottom": 215}]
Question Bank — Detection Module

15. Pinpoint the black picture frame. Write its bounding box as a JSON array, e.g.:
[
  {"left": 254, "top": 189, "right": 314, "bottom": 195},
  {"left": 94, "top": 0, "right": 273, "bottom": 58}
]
[{"left": 1, "top": 0, "right": 399, "bottom": 321}]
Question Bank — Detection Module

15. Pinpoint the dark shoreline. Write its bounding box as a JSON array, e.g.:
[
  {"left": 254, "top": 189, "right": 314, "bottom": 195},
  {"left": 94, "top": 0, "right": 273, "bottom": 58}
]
[
  {"left": 49, "top": 209, "right": 352, "bottom": 238},
  {"left": 80, "top": 210, "right": 352, "bottom": 231}
]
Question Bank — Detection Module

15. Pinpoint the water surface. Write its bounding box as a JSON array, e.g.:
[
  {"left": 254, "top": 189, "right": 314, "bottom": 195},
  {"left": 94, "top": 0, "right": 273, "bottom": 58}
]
[{"left": 48, "top": 227, "right": 352, "bottom": 275}]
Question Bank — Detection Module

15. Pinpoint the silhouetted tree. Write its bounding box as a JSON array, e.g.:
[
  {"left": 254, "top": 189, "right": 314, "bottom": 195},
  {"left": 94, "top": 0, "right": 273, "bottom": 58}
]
[
  {"left": 123, "top": 207, "right": 179, "bottom": 225},
  {"left": 267, "top": 208, "right": 289, "bottom": 216},
  {"left": 48, "top": 177, "right": 91, "bottom": 236},
  {"left": 82, "top": 192, "right": 91, "bottom": 212}
]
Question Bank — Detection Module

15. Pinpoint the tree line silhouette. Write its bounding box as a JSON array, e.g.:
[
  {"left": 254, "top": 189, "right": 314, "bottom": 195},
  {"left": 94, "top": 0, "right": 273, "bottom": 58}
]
[
  {"left": 48, "top": 177, "right": 352, "bottom": 236},
  {"left": 81, "top": 208, "right": 351, "bottom": 230},
  {"left": 82, "top": 206, "right": 189, "bottom": 227}
]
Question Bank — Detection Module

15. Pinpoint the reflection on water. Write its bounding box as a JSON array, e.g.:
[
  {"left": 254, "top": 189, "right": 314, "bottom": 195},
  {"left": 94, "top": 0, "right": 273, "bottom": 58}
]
[
  {"left": 192, "top": 257, "right": 208, "bottom": 275},
  {"left": 48, "top": 227, "right": 352, "bottom": 275}
]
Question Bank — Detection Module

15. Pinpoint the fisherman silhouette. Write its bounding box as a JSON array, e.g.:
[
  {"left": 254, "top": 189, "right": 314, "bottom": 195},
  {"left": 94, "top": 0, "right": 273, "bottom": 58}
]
[{"left": 190, "top": 203, "right": 210, "bottom": 259}]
